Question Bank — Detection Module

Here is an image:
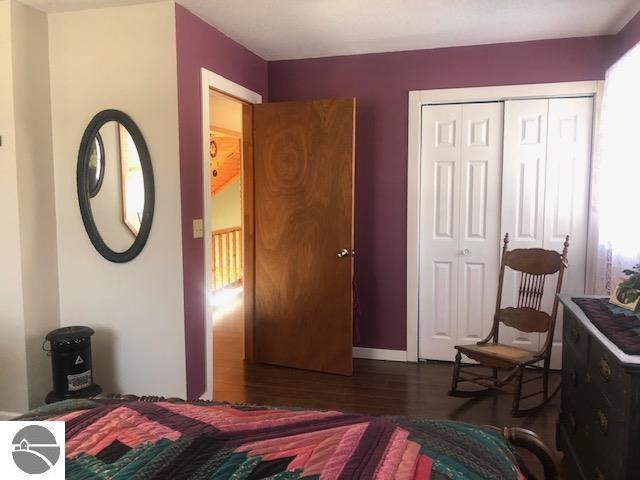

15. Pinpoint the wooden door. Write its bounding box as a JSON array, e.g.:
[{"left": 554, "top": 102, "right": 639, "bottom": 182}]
[
  {"left": 253, "top": 99, "right": 355, "bottom": 375},
  {"left": 419, "top": 102, "right": 503, "bottom": 360}
]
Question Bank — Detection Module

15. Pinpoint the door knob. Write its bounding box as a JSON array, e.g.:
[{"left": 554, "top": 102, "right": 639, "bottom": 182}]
[
  {"left": 461, "top": 248, "right": 470, "bottom": 256},
  {"left": 337, "top": 248, "right": 354, "bottom": 258}
]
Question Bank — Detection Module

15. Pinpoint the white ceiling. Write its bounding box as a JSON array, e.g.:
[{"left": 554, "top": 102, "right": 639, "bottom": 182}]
[{"left": 19, "top": 0, "right": 640, "bottom": 61}]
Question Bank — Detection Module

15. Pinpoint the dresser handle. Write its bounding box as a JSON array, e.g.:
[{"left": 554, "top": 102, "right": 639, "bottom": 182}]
[
  {"left": 595, "top": 467, "right": 605, "bottom": 480},
  {"left": 570, "top": 369, "right": 578, "bottom": 386},
  {"left": 597, "top": 409, "right": 609, "bottom": 434},
  {"left": 599, "top": 357, "right": 611, "bottom": 382},
  {"left": 569, "top": 413, "right": 577, "bottom": 433},
  {"left": 569, "top": 327, "right": 579, "bottom": 343}
]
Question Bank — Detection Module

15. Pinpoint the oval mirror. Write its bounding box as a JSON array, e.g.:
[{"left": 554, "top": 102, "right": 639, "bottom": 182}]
[{"left": 77, "top": 110, "right": 155, "bottom": 262}]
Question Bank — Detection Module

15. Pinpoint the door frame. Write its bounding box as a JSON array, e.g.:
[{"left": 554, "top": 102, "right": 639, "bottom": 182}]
[
  {"left": 406, "top": 81, "right": 603, "bottom": 363},
  {"left": 201, "top": 68, "right": 262, "bottom": 400}
]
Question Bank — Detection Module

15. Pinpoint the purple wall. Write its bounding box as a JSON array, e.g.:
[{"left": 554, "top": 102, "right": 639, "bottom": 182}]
[
  {"left": 175, "top": 4, "right": 268, "bottom": 398},
  {"left": 175, "top": 2, "right": 640, "bottom": 397},
  {"left": 268, "top": 36, "right": 612, "bottom": 351},
  {"left": 613, "top": 10, "right": 640, "bottom": 62}
]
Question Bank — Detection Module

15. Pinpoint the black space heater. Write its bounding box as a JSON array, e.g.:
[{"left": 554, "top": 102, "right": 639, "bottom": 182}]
[{"left": 44, "top": 326, "right": 102, "bottom": 404}]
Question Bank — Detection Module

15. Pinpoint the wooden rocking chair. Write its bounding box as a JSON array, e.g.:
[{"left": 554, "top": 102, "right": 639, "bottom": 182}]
[{"left": 449, "top": 233, "right": 569, "bottom": 417}]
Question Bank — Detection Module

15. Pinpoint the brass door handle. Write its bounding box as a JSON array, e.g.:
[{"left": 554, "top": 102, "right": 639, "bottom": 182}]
[{"left": 337, "top": 249, "right": 354, "bottom": 258}]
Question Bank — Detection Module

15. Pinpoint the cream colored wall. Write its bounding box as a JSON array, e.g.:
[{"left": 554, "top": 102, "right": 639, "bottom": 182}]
[
  {"left": 48, "top": 1, "right": 186, "bottom": 397},
  {"left": 210, "top": 90, "right": 242, "bottom": 132},
  {"left": 211, "top": 176, "right": 241, "bottom": 231},
  {"left": 0, "top": 0, "right": 29, "bottom": 413},
  {"left": 11, "top": 0, "right": 59, "bottom": 410}
]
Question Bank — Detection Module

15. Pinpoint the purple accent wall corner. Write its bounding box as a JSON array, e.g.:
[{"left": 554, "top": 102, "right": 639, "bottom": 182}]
[
  {"left": 613, "top": 10, "right": 640, "bottom": 62},
  {"left": 175, "top": 3, "right": 268, "bottom": 398}
]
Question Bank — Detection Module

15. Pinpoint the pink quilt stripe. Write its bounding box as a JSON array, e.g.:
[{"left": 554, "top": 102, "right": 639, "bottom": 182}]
[
  {"left": 66, "top": 406, "right": 181, "bottom": 458},
  {"left": 319, "top": 422, "right": 369, "bottom": 480},
  {"left": 413, "top": 455, "right": 433, "bottom": 480},
  {"left": 375, "top": 427, "right": 410, "bottom": 478},
  {"left": 51, "top": 410, "right": 87, "bottom": 423},
  {"left": 159, "top": 402, "right": 342, "bottom": 431},
  {"left": 238, "top": 424, "right": 352, "bottom": 454},
  {"left": 298, "top": 431, "right": 343, "bottom": 476},
  {"left": 394, "top": 440, "right": 421, "bottom": 480},
  {"left": 287, "top": 447, "right": 314, "bottom": 471}
]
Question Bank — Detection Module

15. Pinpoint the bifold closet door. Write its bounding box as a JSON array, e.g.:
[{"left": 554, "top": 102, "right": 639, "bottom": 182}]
[
  {"left": 419, "top": 102, "right": 503, "bottom": 361},
  {"left": 500, "top": 98, "right": 592, "bottom": 367},
  {"left": 543, "top": 97, "right": 592, "bottom": 368},
  {"left": 500, "top": 99, "right": 549, "bottom": 352}
]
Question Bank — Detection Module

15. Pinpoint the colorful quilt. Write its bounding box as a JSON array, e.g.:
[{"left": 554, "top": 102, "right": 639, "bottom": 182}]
[{"left": 17, "top": 399, "right": 525, "bottom": 479}]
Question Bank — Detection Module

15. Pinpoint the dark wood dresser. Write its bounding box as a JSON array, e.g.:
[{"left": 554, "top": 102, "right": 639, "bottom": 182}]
[{"left": 557, "top": 295, "right": 640, "bottom": 480}]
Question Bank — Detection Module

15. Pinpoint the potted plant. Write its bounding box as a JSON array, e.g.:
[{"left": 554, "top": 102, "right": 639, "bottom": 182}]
[{"left": 610, "top": 264, "right": 640, "bottom": 311}]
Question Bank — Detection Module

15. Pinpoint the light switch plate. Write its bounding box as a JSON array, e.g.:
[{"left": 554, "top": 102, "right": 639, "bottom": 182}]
[{"left": 192, "top": 218, "right": 204, "bottom": 239}]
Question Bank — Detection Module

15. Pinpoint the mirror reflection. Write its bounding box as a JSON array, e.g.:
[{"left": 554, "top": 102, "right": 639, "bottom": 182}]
[
  {"left": 88, "top": 121, "right": 145, "bottom": 253},
  {"left": 87, "top": 134, "right": 104, "bottom": 197}
]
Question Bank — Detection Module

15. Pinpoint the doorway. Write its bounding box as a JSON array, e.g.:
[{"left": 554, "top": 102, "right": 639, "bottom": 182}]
[
  {"left": 202, "top": 69, "right": 357, "bottom": 400},
  {"left": 201, "top": 69, "right": 262, "bottom": 400},
  {"left": 209, "top": 90, "right": 246, "bottom": 371}
]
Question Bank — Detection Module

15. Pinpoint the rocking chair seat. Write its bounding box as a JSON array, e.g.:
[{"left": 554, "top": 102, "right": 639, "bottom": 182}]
[{"left": 455, "top": 343, "right": 537, "bottom": 366}]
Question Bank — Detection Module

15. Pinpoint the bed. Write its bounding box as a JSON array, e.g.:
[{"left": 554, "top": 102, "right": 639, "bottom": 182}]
[{"left": 16, "top": 394, "right": 557, "bottom": 479}]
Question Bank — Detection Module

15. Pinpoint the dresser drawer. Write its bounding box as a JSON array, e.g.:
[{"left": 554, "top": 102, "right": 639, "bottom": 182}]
[
  {"left": 583, "top": 396, "right": 625, "bottom": 474},
  {"left": 562, "top": 337, "right": 587, "bottom": 394},
  {"left": 560, "top": 406, "right": 623, "bottom": 480},
  {"left": 564, "top": 310, "right": 588, "bottom": 359},
  {"left": 587, "top": 337, "right": 630, "bottom": 411}
]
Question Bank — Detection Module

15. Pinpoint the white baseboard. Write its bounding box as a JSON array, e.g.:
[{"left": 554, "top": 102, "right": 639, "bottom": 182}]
[
  {"left": 352, "top": 347, "right": 407, "bottom": 362},
  {"left": 0, "top": 411, "right": 21, "bottom": 420}
]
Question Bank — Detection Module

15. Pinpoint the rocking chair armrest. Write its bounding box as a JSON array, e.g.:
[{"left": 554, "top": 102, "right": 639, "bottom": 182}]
[{"left": 487, "top": 426, "right": 559, "bottom": 480}]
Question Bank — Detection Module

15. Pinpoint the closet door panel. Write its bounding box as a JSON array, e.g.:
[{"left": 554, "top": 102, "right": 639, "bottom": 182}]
[
  {"left": 419, "top": 104, "right": 462, "bottom": 360},
  {"left": 500, "top": 99, "right": 549, "bottom": 351},
  {"left": 544, "top": 97, "right": 592, "bottom": 368},
  {"left": 458, "top": 103, "right": 503, "bottom": 345}
]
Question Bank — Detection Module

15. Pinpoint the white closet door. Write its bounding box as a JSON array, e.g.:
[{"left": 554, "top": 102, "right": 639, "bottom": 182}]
[
  {"left": 500, "top": 99, "right": 549, "bottom": 352},
  {"left": 419, "top": 104, "right": 462, "bottom": 360},
  {"left": 543, "top": 97, "right": 592, "bottom": 368},
  {"left": 457, "top": 103, "right": 503, "bottom": 345},
  {"left": 419, "top": 103, "right": 503, "bottom": 360}
]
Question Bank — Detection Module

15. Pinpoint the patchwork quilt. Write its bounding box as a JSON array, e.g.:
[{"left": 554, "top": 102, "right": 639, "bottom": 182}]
[{"left": 18, "top": 399, "right": 525, "bottom": 479}]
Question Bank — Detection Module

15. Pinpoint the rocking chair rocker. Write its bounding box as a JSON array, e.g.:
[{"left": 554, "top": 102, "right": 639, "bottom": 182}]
[{"left": 449, "top": 233, "right": 569, "bottom": 417}]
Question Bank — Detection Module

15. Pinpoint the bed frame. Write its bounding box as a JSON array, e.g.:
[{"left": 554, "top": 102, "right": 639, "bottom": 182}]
[{"left": 92, "top": 393, "right": 559, "bottom": 480}]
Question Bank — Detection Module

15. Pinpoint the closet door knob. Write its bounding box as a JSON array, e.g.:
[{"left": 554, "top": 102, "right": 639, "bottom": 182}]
[{"left": 461, "top": 249, "right": 471, "bottom": 256}]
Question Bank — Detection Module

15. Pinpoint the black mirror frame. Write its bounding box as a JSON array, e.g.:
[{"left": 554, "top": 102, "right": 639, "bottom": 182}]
[
  {"left": 88, "top": 132, "right": 105, "bottom": 198},
  {"left": 77, "top": 109, "right": 155, "bottom": 263}
]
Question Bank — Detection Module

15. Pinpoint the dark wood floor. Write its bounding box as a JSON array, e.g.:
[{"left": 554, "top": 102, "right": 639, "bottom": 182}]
[{"left": 213, "top": 299, "right": 565, "bottom": 477}]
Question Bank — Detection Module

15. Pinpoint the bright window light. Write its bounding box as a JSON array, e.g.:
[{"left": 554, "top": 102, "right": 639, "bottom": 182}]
[{"left": 597, "top": 43, "right": 640, "bottom": 258}]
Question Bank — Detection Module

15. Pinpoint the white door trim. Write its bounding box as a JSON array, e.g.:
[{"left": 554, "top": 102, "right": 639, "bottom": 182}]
[
  {"left": 406, "top": 81, "right": 603, "bottom": 363},
  {"left": 352, "top": 347, "right": 408, "bottom": 362},
  {"left": 201, "top": 68, "right": 262, "bottom": 400}
]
